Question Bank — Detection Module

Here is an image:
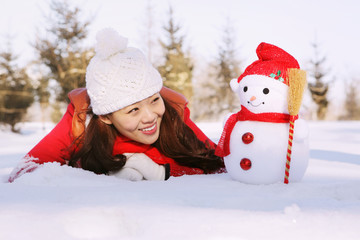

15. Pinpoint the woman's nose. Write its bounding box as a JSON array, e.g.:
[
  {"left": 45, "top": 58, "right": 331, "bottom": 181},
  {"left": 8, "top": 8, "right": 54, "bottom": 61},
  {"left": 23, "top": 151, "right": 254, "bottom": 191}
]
[{"left": 141, "top": 106, "right": 156, "bottom": 123}]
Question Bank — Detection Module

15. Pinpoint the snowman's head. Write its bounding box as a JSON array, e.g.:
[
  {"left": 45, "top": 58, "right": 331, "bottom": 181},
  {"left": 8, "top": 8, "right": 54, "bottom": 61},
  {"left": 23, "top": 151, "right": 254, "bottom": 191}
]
[
  {"left": 230, "top": 75, "right": 289, "bottom": 114},
  {"left": 230, "top": 42, "right": 301, "bottom": 114}
]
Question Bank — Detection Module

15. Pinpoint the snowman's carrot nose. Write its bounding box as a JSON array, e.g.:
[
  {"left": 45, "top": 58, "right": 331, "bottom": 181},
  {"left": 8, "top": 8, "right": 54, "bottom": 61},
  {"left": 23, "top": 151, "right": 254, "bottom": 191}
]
[{"left": 250, "top": 96, "right": 256, "bottom": 101}]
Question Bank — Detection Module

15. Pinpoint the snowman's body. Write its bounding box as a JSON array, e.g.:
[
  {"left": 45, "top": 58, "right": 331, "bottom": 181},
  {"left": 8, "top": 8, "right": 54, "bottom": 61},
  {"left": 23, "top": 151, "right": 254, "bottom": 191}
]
[
  {"left": 226, "top": 119, "right": 309, "bottom": 184},
  {"left": 220, "top": 75, "right": 309, "bottom": 184}
]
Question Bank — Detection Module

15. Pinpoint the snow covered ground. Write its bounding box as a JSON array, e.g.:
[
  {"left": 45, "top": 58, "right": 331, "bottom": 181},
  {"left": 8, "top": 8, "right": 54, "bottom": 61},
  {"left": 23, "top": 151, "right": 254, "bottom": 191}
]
[{"left": 0, "top": 121, "right": 359, "bottom": 240}]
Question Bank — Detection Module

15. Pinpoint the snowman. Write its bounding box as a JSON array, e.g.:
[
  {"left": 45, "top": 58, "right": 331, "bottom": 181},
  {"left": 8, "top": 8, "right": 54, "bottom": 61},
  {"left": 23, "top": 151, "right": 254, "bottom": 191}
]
[{"left": 216, "top": 42, "right": 309, "bottom": 184}]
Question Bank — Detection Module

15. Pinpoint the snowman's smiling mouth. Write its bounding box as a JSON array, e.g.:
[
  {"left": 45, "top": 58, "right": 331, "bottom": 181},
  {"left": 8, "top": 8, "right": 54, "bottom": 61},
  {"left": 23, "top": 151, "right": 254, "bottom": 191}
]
[{"left": 247, "top": 101, "right": 265, "bottom": 107}]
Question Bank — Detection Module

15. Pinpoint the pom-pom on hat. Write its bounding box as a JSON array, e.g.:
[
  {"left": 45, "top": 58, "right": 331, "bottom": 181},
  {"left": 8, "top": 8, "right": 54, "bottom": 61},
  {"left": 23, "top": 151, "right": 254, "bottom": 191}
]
[
  {"left": 237, "top": 42, "right": 300, "bottom": 86},
  {"left": 86, "top": 28, "right": 163, "bottom": 115}
]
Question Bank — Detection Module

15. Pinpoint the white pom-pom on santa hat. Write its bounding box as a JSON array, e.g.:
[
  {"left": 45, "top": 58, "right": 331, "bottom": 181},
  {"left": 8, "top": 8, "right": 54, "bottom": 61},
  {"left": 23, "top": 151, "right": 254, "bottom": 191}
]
[{"left": 95, "top": 28, "right": 128, "bottom": 59}]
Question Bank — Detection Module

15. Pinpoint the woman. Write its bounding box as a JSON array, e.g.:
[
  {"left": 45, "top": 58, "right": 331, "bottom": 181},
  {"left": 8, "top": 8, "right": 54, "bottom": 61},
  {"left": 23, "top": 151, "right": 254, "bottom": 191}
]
[{"left": 8, "top": 28, "right": 224, "bottom": 182}]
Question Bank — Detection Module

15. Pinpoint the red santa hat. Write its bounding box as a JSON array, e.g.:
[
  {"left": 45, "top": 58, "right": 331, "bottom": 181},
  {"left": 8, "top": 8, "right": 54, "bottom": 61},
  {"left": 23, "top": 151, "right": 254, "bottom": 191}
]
[{"left": 237, "top": 42, "right": 300, "bottom": 86}]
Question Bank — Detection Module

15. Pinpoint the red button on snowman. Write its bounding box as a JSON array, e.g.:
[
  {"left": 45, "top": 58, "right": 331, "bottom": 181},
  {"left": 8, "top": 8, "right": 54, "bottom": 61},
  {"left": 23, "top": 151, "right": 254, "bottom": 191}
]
[{"left": 216, "top": 42, "right": 309, "bottom": 184}]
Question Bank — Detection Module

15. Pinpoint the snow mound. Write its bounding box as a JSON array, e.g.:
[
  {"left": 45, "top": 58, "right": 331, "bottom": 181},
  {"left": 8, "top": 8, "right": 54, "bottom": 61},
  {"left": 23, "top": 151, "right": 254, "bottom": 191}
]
[{"left": 0, "top": 121, "right": 359, "bottom": 239}]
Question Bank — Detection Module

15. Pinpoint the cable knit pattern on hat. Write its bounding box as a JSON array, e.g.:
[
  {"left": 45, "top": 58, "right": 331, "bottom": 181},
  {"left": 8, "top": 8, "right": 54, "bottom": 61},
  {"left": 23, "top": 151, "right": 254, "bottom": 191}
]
[{"left": 86, "top": 28, "right": 163, "bottom": 115}]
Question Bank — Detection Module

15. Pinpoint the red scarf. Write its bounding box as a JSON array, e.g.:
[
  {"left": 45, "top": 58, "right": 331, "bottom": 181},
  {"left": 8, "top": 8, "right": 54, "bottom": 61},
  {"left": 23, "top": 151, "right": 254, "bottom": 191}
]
[
  {"left": 215, "top": 106, "right": 298, "bottom": 157},
  {"left": 112, "top": 135, "right": 204, "bottom": 176},
  {"left": 112, "top": 136, "right": 171, "bottom": 165}
]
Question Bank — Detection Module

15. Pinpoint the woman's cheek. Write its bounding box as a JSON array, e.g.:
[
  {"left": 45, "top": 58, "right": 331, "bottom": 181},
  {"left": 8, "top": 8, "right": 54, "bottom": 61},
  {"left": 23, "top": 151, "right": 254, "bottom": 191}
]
[
  {"left": 115, "top": 116, "right": 139, "bottom": 133},
  {"left": 158, "top": 101, "right": 166, "bottom": 117}
]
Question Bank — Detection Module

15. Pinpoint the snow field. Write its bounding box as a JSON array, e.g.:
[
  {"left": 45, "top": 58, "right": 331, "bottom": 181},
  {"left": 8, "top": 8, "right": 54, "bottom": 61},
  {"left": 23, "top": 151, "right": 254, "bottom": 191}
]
[{"left": 0, "top": 121, "right": 359, "bottom": 240}]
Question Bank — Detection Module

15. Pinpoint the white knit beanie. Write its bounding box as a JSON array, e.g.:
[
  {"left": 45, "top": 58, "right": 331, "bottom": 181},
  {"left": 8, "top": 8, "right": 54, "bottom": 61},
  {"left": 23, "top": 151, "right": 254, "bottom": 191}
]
[{"left": 86, "top": 28, "right": 163, "bottom": 115}]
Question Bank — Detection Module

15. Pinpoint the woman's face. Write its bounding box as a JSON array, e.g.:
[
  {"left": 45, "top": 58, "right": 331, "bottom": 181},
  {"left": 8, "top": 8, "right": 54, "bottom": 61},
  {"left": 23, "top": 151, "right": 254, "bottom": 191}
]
[{"left": 100, "top": 93, "right": 165, "bottom": 145}]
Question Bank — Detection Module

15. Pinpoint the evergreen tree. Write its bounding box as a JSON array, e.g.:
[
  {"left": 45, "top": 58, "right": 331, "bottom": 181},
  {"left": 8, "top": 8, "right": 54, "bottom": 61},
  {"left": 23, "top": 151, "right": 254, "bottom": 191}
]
[
  {"left": 192, "top": 64, "right": 222, "bottom": 121},
  {"left": 27, "top": 62, "right": 52, "bottom": 126},
  {"left": 33, "top": 0, "right": 94, "bottom": 103},
  {"left": 193, "top": 19, "right": 241, "bottom": 121},
  {"left": 157, "top": 6, "right": 193, "bottom": 102},
  {"left": 308, "top": 40, "right": 330, "bottom": 120},
  {"left": 341, "top": 78, "right": 360, "bottom": 120},
  {"left": 0, "top": 41, "right": 34, "bottom": 132},
  {"left": 214, "top": 20, "right": 241, "bottom": 113},
  {"left": 37, "top": 72, "right": 51, "bottom": 124}
]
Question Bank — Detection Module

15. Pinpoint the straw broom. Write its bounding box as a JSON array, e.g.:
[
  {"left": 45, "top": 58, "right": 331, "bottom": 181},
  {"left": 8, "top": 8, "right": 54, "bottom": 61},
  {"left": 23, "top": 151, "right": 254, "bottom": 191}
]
[{"left": 284, "top": 68, "right": 307, "bottom": 184}]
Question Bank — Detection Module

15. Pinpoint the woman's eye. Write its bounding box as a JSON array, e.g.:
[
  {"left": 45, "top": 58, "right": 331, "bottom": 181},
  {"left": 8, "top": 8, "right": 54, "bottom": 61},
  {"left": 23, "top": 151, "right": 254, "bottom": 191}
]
[
  {"left": 243, "top": 86, "right": 248, "bottom": 92},
  {"left": 152, "top": 97, "right": 159, "bottom": 103},
  {"left": 263, "top": 88, "right": 269, "bottom": 94},
  {"left": 127, "top": 107, "right": 139, "bottom": 114}
]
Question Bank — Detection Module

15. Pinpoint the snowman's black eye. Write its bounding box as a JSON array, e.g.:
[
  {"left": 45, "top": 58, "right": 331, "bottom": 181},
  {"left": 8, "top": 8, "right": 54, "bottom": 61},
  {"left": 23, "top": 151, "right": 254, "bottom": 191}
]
[
  {"left": 243, "top": 86, "right": 248, "bottom": 92},
  {"left": 263, "top": 88, "right": 269, "bottom": 94}
]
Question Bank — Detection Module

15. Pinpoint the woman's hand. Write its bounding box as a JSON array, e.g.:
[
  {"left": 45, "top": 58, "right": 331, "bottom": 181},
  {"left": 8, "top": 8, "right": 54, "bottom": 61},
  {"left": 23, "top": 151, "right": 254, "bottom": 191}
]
[
  {"left": 110, "top": 153, "right": 170, "bottom": 181},
  {"left": 8, "top": 159, "right": 40, "bottom": 183}
]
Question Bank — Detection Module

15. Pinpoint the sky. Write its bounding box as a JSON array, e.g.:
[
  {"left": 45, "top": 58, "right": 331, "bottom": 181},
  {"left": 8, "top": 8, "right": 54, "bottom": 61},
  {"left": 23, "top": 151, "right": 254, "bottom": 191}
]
[{"left": 0, "top": 0, "right": 359, "bottom": 98}]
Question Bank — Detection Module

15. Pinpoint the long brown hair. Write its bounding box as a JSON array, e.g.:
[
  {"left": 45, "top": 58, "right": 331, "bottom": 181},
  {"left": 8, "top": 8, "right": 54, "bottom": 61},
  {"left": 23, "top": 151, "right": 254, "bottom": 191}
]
[
  {"left": 154, "top": 99, "right": 223, "bottom": 173},
  {"left": 68, "top": 98, "right": 223, "bottom": 174}
]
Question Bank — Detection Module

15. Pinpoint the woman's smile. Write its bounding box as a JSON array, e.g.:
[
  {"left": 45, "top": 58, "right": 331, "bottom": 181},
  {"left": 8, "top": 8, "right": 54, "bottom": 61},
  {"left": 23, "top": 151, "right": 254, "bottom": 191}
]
[{"left": 139, "top": 122, "right": 157, "bottom": 135}]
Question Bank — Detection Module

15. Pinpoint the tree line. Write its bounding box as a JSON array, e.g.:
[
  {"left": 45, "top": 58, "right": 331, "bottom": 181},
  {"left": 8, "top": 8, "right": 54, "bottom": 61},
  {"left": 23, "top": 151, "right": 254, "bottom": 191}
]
[{"left": 0, "top": 0, "right": 359, "bottom": 133}]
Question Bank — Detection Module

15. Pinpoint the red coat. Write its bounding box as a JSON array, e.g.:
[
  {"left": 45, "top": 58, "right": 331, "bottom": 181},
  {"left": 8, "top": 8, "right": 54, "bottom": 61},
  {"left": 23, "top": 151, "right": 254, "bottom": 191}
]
[{"left": 10, "top": 87, "right": 217, "bottom": 181}]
